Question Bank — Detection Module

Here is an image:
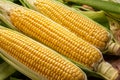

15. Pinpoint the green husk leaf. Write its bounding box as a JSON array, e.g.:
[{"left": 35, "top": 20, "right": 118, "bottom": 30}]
[
  {"left": 10, "top": 77, "right": 21, "bottom": 80},
  {"left": 19, "top": 0, "right": 37, "bottom": 10},
  {"left": 19, "top": 0, "right": 28, "bottom": 7},
  {"left": 0, "top": 20, "right": 9, "bottom": 27},
  {"left": 0, "top": 62, "right": 16, "bottom": 80},
  {"left": 64, "top": 0, "right": 120, "bottom": 14},
  {"left": 106, "top": 12, "right": 120, "bottom": 21}
]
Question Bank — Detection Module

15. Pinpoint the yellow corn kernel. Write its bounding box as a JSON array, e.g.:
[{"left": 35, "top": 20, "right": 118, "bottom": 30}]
[
  {"left": 0, "top": 27, "right": 87, "bottom": 80},
  {"left": 33, "top": 0, "right": 110, "bottom": 50}
]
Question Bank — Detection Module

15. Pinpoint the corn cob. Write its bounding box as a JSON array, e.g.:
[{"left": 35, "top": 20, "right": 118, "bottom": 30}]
[
  {"left": 0, "top": 26, "right": 87, "bottom": 80},
  {"left": 21, "top": 0, "right": 120, "bottom": 55},
  {"left": 0, "top": 1, "right": 118, "bottom": 79}
]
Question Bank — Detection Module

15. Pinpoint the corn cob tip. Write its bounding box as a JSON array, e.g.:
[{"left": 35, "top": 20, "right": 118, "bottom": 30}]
[
  {"left": 97, "top": 61, "right": 119, "bottom": 80},
  {"left": 0, "top": 0, "right": 19, "bottom": 12},
  {"left": 107, "top": 40, "right": 120, "bottom": 56},
  {"left": 0, "top": 0, "right": 24, "bottom": 30}
]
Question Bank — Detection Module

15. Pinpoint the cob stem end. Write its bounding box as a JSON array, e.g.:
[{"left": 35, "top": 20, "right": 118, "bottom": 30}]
[
  {"left": 97, "top": 61, "right": 119, "bottom": 80},
  {"left": 107, "top": 40, "right": 120, "bottom": 55}
]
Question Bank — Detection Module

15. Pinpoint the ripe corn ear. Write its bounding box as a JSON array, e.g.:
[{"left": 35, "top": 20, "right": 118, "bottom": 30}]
[
  {"left": 22, "top": 0, "right": 120, "bottom": 55},
  {"left": 0, "top": 26, "right": 87, "bottom": 80},
  {"left": 0, "top": 1, "right": 119, "bottom": 80}
]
